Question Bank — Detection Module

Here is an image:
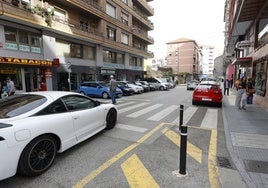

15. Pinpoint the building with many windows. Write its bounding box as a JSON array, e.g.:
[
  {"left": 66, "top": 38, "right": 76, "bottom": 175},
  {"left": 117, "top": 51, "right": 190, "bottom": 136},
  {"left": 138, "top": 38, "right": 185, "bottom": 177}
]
[
  {"left": 166, "top": 38, "right": 200, "bottom": 80},
  {"left": 0, "top": 0, "right": 154, "bottom": 92},
  {"left": 199, "top": 44, "right": 215, "bottom": 76}
]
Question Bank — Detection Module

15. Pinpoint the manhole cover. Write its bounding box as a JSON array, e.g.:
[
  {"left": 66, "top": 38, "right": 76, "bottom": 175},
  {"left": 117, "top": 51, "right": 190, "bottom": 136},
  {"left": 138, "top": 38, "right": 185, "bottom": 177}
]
[
  {"left": 244, "top": 160, "right": 268, "bottom": 174},
  {"left": 217, "top": 156, "right": 234, "bottom": 169}
]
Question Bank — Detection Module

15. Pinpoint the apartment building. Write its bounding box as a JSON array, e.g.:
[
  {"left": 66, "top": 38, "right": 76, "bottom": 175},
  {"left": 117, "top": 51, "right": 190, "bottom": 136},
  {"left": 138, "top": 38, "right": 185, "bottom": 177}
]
[
  {"left": 199, "top": 44, "right": 215, "bottom": 76},
  {"left": 166, "top": 38, "right": 200, "bottom": 80},
  {"left": 0, "top": 0, "right": 154, "bottom": 92},
  {"left": 224, "top": 0, "right": 268, "bottom": 108}
]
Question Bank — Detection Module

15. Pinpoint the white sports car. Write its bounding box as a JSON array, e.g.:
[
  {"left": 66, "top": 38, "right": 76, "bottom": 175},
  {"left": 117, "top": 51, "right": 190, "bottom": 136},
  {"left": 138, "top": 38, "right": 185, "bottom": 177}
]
[{"left": 0, "top": 91, "right": 117, "bottom": 181}]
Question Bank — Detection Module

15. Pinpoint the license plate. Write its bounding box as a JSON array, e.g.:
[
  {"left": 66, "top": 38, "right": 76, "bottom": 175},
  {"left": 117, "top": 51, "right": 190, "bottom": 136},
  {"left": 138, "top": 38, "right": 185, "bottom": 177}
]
[{"left": 202, "top": 98, "right": 212, "bottom": 101}]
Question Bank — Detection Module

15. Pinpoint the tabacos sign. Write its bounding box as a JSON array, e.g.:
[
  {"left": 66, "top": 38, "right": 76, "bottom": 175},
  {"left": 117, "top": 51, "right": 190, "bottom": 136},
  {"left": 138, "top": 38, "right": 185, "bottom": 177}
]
[{"left": 0, "top": 57, "right": 57, "bottom": 66}]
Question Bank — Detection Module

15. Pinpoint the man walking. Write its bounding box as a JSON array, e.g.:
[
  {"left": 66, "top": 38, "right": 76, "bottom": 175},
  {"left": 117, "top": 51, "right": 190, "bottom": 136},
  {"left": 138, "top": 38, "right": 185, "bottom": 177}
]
[{"left": 109, "top": 75, "right": 117, "bottom": 104}]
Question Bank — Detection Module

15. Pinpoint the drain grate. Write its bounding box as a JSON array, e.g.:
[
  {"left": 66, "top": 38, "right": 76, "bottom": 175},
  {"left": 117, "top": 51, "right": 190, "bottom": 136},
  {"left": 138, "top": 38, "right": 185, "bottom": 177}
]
[
  {"left": 217, "top": 156, "right": 234, "bottom": 169},
  {"left": 244, "top": 160, "right": 268, "bottom": 174}
]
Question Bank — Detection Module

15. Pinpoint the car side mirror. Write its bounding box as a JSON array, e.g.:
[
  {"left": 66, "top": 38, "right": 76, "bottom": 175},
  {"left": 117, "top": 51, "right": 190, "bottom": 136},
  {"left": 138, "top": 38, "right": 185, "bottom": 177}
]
[{"left": 94, "top": 100, "right": 101, "bottom": 106}]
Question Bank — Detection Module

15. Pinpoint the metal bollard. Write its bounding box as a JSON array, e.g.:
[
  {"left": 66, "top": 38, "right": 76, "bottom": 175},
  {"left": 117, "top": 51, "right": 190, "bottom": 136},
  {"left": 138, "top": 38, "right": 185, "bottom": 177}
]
[
  {"left": 179, "top": 123, "right": 188, "bottom": 175},
  {"left": 179, "top": 105, "right": 184, "bottom": 130}
]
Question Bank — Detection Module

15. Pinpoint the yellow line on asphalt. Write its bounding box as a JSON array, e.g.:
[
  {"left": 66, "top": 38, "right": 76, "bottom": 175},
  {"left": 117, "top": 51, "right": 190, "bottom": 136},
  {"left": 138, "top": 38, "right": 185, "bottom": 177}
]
[
  {"left": 73, "top": 123, "right": 168, "bottom": 188},
  {"left": 162, "top": 127, "right": 202, "bottom": 163},
  {"left": 208, "top": 130, "right": 220, "bottom": 188},
  {"left": 121, "top": 154, "right": 160, "bottom": 188}
]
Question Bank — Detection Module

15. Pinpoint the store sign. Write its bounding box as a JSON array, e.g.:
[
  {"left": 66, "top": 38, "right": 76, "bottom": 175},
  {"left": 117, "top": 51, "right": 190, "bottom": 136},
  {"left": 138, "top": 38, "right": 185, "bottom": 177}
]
[
  {"left": 101, "top": 68, "right": 115, "bottom": 75},
  {"left": 235, "top": 41, "right": 254, "bottom": 49},
  {"left": 0, "top": 57, "right": 54, "bottom": 66}
]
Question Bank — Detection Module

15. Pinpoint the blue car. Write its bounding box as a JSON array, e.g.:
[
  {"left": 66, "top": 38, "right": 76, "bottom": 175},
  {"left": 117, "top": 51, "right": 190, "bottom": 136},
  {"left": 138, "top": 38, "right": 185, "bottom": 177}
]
[{"left": 78, "top": 81, "right": 123, "bottom": 99}]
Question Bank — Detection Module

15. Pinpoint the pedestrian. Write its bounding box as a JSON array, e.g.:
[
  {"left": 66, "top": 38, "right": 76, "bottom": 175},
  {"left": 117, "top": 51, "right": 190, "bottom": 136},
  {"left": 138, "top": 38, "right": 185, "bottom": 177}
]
[
  {"left": 109, "top": 75, "right": 117, "bottom": 104},
  {"left": 235, "top": 76, "right": 247, "bottom": 110},
  {"left": 246, "top": 78, "right": 255, "bottom": 104},
  {"left": 223, "top": 79, "right": 230, "bottom": 95},
  {"left": 6, "top": 77, "right": 15, "bottom": 96}
]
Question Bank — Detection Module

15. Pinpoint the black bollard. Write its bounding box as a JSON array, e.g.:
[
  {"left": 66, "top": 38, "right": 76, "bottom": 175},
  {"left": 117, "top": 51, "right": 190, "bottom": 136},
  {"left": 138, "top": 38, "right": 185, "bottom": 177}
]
[
  {"left": 179, "top": 105, "right": 184, "bottom": 130},
  {"left": 179, "top": 123, "right": 188, "bottom": 175}
]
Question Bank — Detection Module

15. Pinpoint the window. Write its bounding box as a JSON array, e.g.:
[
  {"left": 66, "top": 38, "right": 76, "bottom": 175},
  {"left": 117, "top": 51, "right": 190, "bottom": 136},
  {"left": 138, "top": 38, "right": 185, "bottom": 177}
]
[
  {"left": 62, "top": 95, "right": 96, "bottom": 111},
  {"left": 107, "top": 26, "right": 116, "bottom": 41},
  {"left": 4, "top": 27, "right": 17, "bottom": 42},
  {"left": 36, "top": 99, "right": 67, "bottom": 115},
  {"left": 54, "top": 7, "right": 67, "bottom": 23},
  {"left": 106, "top": 3, "right": 116, "bottom": 18},
  {"left": 70, "top": 43, "right": 83, "bottom": 58},
  {"left": 80, "top": 20, "right": 89, "bottom": 32},
  {"left": 117, "top": 53, "right": 124, "bottom": 64},
  {"left": 83, "top": 46, "right": 95, "bottom": 60},
  {"left": 121, "top": 33, "right": 129, "bottom": 45},
  {"left": 121, "top": 0, "right": 128, "bottom": 4},
  {"left": 121, "top": 12, "right": 129, "bottom": 25},
  {"left": 103, "top": 50, "right": 116, "bottom": 63},
  {"left": 4, "top": 26, "right": 42, "bottom": 53}
]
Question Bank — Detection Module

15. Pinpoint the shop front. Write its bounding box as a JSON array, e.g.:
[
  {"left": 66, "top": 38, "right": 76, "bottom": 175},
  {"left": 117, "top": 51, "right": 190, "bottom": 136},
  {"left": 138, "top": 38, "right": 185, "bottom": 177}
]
[{"left": 0, "top": 57, "right": 59, "bottom": 94}]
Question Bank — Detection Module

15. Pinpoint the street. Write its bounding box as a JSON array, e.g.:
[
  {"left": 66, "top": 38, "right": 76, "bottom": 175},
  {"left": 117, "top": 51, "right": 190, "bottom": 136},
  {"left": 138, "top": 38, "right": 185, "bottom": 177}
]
[{"left": 0, "top": 85, "right": 232, "bottom": 188}]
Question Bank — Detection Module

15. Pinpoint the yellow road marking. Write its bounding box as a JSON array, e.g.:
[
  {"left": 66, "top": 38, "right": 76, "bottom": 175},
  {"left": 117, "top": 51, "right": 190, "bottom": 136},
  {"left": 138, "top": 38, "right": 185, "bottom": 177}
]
[
  {"left": 162, "top": 127, "right": 202, "bottom": 163},
  {"left": 208, "top": 130, "right": 220, "bottom": 188},
  {"left": 121, "top": 154, "right": 160, "bottom": 188},
  {"left": 73, "top": 123, "right": 168, "bottom": 188}
]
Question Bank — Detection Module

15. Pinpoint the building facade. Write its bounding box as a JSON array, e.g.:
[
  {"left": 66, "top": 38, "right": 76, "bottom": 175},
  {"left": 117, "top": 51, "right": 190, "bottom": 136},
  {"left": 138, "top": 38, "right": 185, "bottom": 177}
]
[
  {"left": 224, "top": 0, "right": 268, "bottom": 108},
  {"left": 166, "top": 38, "right": 200, "bottom": 80},
  {"left": 199, "top": 45, "right": 215, "bottom": 76},
  {"left": 0, "top": 0, "right": 154, "bottom": 93}
]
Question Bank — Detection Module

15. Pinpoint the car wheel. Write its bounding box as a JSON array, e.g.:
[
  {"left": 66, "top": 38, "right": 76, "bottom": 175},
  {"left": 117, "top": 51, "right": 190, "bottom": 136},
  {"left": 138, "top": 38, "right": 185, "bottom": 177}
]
[
  {"left": 18, "top": 135, "right": 57, "bottom": 177},
  {"left": 80, "top": 91, "right": 85, "bottom": 95},
  {"left": 105, "top": 108, "right": 117, "bottom": 130},
  {"left": 102, "top": 92, "right": 109, "bottom": 99},
  {"left": 192, "top": 100, "right": 197, "bottom": 105},
  {"left": 159, "top": 86, "right": 164, "bottom": 91},
  {"left": 217, "top": 102, "right": 222, "bottom": 108}
]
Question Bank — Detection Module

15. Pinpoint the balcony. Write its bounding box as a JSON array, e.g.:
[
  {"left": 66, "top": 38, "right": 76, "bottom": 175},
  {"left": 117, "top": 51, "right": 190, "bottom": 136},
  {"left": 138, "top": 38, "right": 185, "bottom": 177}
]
[
  {"left": 134, "top": 0, "right": 154, "bottom": 16},
  {"left": 132, "top": 27, "right": 154, "bottom": 44}
]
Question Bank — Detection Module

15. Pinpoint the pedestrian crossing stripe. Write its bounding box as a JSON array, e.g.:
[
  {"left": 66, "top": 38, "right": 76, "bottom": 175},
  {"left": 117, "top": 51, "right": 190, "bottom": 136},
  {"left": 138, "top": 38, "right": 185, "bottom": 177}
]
[
  {"left": 121, "top": 154, "right": 160, "bottom": 188},
  {"left": 147, "top": 105, "right": 179, "bottom": 121},
  {"left": 126, "top": 104, "right": 164, "bottom": 118},
  {"left": 118, "top": 102, "right": 149, "bottom": 114},
  {"left": 200, "top": 109, "right": 218, "bottom": 129},
  {"left": 162, "top": 127, "right": 202, "bottom": 164}
]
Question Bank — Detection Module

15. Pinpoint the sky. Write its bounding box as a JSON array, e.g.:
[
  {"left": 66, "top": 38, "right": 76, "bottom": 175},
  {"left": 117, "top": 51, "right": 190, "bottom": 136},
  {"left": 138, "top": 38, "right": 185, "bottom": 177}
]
[{"left": 148, "top": 0, "right": 226, "bottom": 59}]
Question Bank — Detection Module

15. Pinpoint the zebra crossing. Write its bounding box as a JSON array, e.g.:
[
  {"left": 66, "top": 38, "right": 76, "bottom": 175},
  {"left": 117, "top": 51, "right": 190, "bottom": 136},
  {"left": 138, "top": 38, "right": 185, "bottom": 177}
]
[{"left": 114, "top": 99, "right": 220, "bottom": 130}]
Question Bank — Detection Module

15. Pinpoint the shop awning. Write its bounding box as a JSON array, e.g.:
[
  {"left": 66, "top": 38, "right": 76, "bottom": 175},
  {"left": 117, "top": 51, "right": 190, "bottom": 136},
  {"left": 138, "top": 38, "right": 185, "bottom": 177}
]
[{"left": 232, "top": 57, "right": 252, "bottom": 67}]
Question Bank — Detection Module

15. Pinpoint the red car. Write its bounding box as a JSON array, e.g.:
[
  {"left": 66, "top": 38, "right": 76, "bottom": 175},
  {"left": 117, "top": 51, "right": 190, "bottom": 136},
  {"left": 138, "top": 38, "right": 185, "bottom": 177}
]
[{"left": 192, "top": 81, "right": 223, "bottom": 107}]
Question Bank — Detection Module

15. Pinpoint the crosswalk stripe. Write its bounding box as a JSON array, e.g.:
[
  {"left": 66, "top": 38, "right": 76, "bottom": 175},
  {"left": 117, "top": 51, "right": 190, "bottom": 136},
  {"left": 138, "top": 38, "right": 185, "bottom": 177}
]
[
  {"left": 200, "top": 109, "right": 218, "bottom": 129},
  {"left": 121, "top": 154, "right": 160, "bottom": 188},
  {"left": 172, "top": 106, "right": 198, "bottom": 125},
  {"left": 147, "top": 105, "right": 179, "bottom": 121},
  {"left": 118, "top": 103, "right": 149, "bottom": 114},
  {"left": 117, "top": 101, "right": 136, "bottom": 108},
  {"left": 116, "top": 124, "right": 147, "bottom": 133},
  {"left": 126, "top": 104, "right": 163, "bottom": 118}
]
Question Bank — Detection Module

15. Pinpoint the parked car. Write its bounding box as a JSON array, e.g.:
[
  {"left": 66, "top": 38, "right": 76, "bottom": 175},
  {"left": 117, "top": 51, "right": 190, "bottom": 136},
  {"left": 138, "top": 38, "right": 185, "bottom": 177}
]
[
  {"left": 139, "top": 80, "right": 157, "bottom": 91},
  {"left": 192, "top": 81, "right": 223, "bottom": 107},
  {"left": 78, "top": 81, "right": 123, "bottom": 99},
  {"left": 117, "top": 82, "right": 135, "bottom": 96},
  {"left": 0, "top": 91, "right": 117, "bottom": 181},
  {"left": 187, "top": 80, "right": 199, "bottom": 90},
  {"left": 134, "top": 81, "right": 150, "bottom": 92},
  {"left": 142, "top": 78, "right": 168, "bottom": 90},
  {"left": 117, "top": 81, "right": 144, "bottom": 94}
]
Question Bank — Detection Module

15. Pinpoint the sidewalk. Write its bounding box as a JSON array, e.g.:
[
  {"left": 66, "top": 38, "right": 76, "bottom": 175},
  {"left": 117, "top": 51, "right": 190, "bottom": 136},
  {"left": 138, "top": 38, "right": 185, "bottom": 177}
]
[{"left": 222, "top": 89, "right": 268, "bottom": 188}]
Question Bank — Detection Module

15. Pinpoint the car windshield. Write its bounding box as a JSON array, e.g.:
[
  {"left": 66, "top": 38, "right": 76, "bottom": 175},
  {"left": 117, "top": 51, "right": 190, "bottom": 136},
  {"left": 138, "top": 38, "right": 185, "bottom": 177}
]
[{"left": 0, "top": 94, "right": 47, "bottom": 118}]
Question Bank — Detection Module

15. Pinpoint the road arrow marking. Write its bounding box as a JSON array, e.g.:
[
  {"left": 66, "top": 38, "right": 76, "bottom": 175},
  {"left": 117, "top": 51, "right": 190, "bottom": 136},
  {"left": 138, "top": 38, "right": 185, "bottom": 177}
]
[
  {"left": 121, "top": 154, "right": 160, "bottom": 188},
  {"left": 162, "top": 127, "right": 202, "bottom": 164}
]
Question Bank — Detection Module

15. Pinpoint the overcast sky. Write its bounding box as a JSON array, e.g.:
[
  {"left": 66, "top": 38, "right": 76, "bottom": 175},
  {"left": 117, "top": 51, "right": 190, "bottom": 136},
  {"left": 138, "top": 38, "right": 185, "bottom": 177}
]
[{"left": 148, "top": 0, "right": 226, "bottom": 58}]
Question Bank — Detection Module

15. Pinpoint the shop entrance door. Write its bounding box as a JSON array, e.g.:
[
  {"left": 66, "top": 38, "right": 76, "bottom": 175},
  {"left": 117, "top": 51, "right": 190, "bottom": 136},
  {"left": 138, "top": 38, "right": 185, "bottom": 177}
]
[{"left": 25, "top": 73, "right": 31, "bottom": 92}]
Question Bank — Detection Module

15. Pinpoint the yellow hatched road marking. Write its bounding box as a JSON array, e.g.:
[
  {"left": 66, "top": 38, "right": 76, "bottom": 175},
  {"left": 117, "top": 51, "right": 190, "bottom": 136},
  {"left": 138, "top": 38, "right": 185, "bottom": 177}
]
[
  {"left": 162, "top": 127, "right": 202, "bottom": 163},
  {"left": 208, "top": 130, "right": 220, "bottom": 188},
  {"left": 73, "top": 123, "right": 169, "bottom": 188},
  {"left": 121, "top": 154, "right": 160, "bottom": 188}
]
